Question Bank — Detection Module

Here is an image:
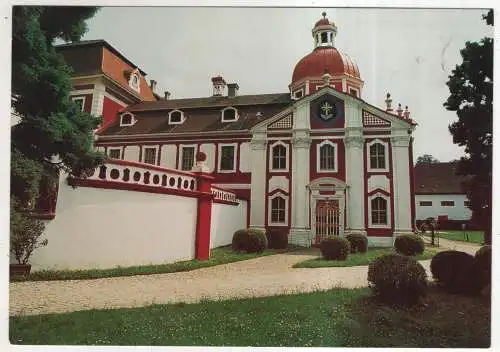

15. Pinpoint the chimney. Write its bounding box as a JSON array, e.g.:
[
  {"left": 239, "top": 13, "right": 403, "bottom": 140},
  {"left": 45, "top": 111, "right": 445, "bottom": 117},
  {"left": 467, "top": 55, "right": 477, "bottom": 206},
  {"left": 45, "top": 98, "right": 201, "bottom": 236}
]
[
  {"left": 211, "top": 75, "right": 227, "bottom": 96},
  {"left": 227, "top": 83, "right": 239, "bottom": 97},
  {"left": 150, "top": 79, "right": 157, "bottom": 93},
  {"left": 164, "top": 91, "right": 171, "bottom": 100}
]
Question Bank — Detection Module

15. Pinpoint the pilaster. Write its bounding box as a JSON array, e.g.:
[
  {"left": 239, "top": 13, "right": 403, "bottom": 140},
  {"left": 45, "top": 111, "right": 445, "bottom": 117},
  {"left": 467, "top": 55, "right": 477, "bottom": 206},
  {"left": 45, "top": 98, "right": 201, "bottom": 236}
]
[
  {"left": 249, "top": 134, "right": 267, "bottom": 229},
  {"left": 391, "top": 135, "right": 412, "bottom": 235},
  {"left": 344, "top": 131, "right": 366, "bottom": 235}
]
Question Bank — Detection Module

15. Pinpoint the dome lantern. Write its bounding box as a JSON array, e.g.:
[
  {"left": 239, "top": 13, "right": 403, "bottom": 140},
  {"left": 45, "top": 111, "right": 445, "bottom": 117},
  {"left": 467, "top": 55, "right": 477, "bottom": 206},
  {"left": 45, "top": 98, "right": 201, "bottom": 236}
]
[{"left": 312, "top": 12, "right": 337, "bottom": 49}]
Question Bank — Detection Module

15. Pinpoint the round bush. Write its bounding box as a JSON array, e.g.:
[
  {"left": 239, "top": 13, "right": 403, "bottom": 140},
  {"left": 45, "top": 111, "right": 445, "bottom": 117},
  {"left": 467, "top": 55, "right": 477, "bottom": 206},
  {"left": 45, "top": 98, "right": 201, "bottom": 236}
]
[
  {"left": 267, "top": 229, "right": 288, "bottom": 249},
  {"left": 345, "top": 233, "right": 368, "bottom": 253},
  {"left": 394, "top": 234, "right": 425, "bottom": 256},
  {"left": 232, "top": 229, "right": 250, "bottom": 252},
  {"left": 430, "top": 250, "right": 477, "bottom": 294},
  {"left": 368, "top": 253, "right": 428, "bottom": 306},
  {"left": 248, "top": 229, "right": 268, "bottom": 252},
  {"left": 473, "top": 245, "right": 492, "bottom": 289},
  {"left": 320, "top": 237, "right": 350, "bottom": 261}
]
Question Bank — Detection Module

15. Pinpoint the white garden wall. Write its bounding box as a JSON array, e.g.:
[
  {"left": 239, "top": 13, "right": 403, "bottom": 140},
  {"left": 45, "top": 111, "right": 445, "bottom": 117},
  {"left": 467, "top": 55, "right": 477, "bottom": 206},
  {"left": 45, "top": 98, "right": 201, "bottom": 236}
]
[
  {"left": 30, "top": 175, "right": 198, "bottom": 271},
  {"left": 209, "top": 200, "right": 248, "bottom": 249}
]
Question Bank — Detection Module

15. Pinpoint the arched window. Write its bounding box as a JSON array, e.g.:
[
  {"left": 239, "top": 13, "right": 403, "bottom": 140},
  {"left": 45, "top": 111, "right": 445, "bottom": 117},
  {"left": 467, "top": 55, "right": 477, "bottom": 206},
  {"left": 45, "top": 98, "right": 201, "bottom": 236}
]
[
  {"left": 319, "top": 143, "right": 335, "bottom": 171},
  {"left": 168, "top": 110, "right": 184, "bottom": 124},
  {"left": 369, "top": 143, "right": 386, "bottom": 169},
  {"left": 371, "top": 197, "right": 387, "bottom": 225},
  {"left": 272, "top": 144, "right": 287, "bottom": 170},
  {"left": 120, "top": 113, "right": 134, "bottom": 126},
  {"left": 271, "top": 196, "right": 286, "bottom": 223},
  {"left": 222, "top": 107, "right": 237, "bottom": 122}
]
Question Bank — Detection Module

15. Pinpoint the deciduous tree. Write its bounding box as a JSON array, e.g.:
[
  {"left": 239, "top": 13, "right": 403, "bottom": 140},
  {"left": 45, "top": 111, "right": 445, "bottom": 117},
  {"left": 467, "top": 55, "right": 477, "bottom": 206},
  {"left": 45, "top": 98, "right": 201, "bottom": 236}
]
[{"left": 443, "top": 9, "right": 493, "bottom": 244}]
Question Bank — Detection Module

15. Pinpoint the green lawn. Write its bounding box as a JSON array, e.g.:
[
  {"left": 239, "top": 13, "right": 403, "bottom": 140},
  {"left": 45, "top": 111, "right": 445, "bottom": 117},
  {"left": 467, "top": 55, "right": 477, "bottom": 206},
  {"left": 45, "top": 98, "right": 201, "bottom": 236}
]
[
  {"left": 19, "top": 246, "right": 300, "bottom": 282},
  {"left": 433, "top": 231, "right": 484, "bottom": 244},
  {"left": 293, "top": 248, "right": 438, "bottom": 268},
  {"left": 9, "top": 286, "right": 490, "bottom": 347}
]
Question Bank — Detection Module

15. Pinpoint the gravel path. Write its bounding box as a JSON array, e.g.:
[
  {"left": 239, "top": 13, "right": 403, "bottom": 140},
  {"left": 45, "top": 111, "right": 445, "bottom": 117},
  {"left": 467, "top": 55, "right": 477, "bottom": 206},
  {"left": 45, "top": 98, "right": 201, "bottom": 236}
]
[{"left": 9, "top": 240, "right": 481, "bottom": 317}]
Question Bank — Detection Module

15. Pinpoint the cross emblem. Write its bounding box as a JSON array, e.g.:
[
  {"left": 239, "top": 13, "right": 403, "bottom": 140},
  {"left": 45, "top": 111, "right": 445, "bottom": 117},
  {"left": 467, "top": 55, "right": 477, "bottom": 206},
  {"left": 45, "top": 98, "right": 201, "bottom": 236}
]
[
  {"left": 319, "top": 101, "right": 336, "bottom": 120},
  {"left": 321, "top": 102, "right": 333, "bottom": 115}
]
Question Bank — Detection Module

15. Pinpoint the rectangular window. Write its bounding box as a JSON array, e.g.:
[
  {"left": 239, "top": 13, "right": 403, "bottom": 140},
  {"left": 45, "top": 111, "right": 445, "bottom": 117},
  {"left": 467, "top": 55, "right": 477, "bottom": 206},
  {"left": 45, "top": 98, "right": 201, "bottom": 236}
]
[
  {"left": 349, "top": 88, "right": 358, "bottom": 97},
  {"left": 272, "top": 145, "right": 287, "bottom": 170},
  {"left": 369, "top": 143, "right": 386, "bottom": 169},
  {"left": 441, "top": 201, "right": 455, "bottom": 207},
  {"left": 108, "top": 148, "right": 121, "bottom": 159},
  {"left": 320, "top": 144, "right": 335, "bottom": 170},
  {"left": 371, "top": 197, "right": 388, "bottom": 225},
  {"left": 419, "top": 201, "right": 432, "bottom": 206},
  {"left": 72, "top": 97, "right": 85, "bottom": 112},
  {"left": 220, "top": 145, "right": 235, "bottom": 171},
  {"left": 181, "top": 147, "right": 195, "bottom": 171},
  {"left": 271, "top": 197, "right": 286, "bottom": 223},
  {"left": 143, "top": 147, "right": 157, "bottom": 165},
  {"left": 464, "top": 200, "right": 471, "bottom": 207}
]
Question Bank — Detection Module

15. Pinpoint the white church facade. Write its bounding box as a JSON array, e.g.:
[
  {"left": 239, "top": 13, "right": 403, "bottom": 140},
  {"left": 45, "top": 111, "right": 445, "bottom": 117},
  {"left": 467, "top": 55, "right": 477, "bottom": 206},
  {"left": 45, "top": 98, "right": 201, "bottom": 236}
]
[{"left": 64, "top": 13, "right": 417, "bottom": 248}]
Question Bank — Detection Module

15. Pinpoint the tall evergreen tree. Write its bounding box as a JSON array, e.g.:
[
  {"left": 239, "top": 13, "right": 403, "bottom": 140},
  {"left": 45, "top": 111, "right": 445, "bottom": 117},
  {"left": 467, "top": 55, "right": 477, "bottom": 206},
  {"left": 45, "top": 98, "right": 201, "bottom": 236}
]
[
  {"left": 415, "top": 154, "right": 439, "bottom": 166},
  {"left": 11, "top": 6, "right": 105, "bottom": 208},
  {"left": 443, "top": 9, "right": 493, "bottom": 244}
]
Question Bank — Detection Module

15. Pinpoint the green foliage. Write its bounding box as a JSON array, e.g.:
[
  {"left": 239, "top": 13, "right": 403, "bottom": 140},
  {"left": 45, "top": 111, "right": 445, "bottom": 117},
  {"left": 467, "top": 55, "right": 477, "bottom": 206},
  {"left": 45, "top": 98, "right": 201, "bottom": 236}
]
[
  {"left": 473, "top": 245, "right": 492, "bottom": 289},
  {"left": 443, "top": 10, "right": 493, "bottom": 244},
  {"left": 394, "top": 234, "right": 425, "bottom": 256},
  {"left": 320, "top": 237, "right": 350, "bottom": 261},
  {"left": 10, "top": 201, "right": 47, "bottom": 264},
  {"left": 345, "top": 233, "right": 368, "bottom": 253},
  {"left": 11, "top": 6, "right": 104, "bottom": 205},
  {"left": 415, "top": 154, "right": 439, "bottom": 165},
  {"left": 232, "top": 229, "right": 267, "bottom": 254},
  {"left": 266, "top": 229, "right": 288, "bottom": 249},
  {"left": 368, "top": 253, "right": 428, "bottom": 306},
  {"left": 430, "top": 250, "right": 481, "bottom": 295}
]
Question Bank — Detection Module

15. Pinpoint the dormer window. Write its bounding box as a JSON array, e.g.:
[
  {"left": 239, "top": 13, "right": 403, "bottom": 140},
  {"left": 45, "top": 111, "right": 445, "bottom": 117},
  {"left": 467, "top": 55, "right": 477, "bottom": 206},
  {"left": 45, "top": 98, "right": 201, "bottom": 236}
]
[
  {"left": 120, "top": 112, "right": 135, "bottom": 127},
  {"left": 128, "top": 70, "right": 141, "bottom": 93},
  {"left": 168, "top": 110, "right": 184, "bottom": 125},
  {"left": 293, "top": 89, "right": 304, "bottom": 100},
  {"left": 222, "top": 107, "right": 238, "bottom": 122}
]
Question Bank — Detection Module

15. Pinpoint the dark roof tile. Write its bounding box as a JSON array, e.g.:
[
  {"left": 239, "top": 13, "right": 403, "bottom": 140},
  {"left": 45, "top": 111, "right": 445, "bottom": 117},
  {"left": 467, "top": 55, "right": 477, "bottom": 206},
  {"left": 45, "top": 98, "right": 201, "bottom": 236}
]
[{"left": 414, "top": 162, "right": 470, "bottom": 194}]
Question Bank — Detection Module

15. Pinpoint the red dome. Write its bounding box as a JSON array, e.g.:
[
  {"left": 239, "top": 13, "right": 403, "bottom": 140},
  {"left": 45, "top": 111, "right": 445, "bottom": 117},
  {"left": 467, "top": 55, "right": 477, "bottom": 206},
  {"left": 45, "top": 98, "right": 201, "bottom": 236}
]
[
  {"left": 291, "top": 47, "right": 360, "bottom": 84},
  {"left": 314, "top": 18, "right": 331, "bottom": 27}
]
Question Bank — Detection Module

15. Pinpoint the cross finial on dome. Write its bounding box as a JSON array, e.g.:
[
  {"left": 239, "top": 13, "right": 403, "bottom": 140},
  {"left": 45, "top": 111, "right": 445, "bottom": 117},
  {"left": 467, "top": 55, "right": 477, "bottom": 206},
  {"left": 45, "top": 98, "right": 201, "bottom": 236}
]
[{"left": 322, "top": 11, "right": 327, "bottom": 18}]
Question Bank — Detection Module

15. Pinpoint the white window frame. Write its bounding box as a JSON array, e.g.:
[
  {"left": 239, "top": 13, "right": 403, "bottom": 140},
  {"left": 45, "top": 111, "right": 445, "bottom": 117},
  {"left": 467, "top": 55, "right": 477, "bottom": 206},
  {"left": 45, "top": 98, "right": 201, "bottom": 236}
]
[
  {"left": 221, "top": 107, "right": 238, "bottom": 122},
  {"left": 367, "top": 139, "right": 389, "bottom": 173},
  {"left": 168, "top": 110, "right": 185, "bottom": 125},
  {"left": 217, "top": 143, "right": 237, "bottom": 173},
  {"left": 142, "top": 145, "right": 159, "bottom": 165},
  {"left": 269, "top": 141, "right": 289, "bottom": 173},
  {"left": 268, "top": 192, "right": 289, "bottom": 227},
  {"left": 72, "top": 97, "right": 85, "bottom": 112},
  {"left": 107, "top": 147, "right": 122, "bottom": 159},
  {"left": 129, "top": 72, "right": 141, "bottom": 93},
  {"left": 293, "top": 88, "right": 304, "bottom": 100},
  {"left": 316, "top": 140, "right": 338, "bottom": 173},
  {"left": 120, "top": 112, "right": 136, "bottom": 127},
  {"left": 419, "top": 201, "right": 433, "bottom": 207},
  {"left": 178, "top": 144, "right": 197, "bottom": 171},
  {"left": 368, "top": 192, "right": 391, "bottom": 229},
  {"left": 348, "top": 87, "right": 359, "bottom": 97},
  {"left": 440, "top": 200, "right": 455, "bottom": 207}
]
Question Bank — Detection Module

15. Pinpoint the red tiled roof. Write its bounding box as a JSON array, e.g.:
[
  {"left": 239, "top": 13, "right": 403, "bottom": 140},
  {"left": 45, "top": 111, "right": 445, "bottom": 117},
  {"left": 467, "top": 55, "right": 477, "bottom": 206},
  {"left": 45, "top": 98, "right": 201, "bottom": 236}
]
[{"left": 414, "top": 162, "right": 470, "bottom": 194}]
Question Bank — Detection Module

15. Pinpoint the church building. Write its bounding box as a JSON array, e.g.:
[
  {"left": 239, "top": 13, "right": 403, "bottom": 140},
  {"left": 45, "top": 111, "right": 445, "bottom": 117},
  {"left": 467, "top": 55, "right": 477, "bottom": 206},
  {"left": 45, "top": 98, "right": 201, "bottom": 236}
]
[{"left": 78, "top": 13, "right": 417, "bottom": 247}]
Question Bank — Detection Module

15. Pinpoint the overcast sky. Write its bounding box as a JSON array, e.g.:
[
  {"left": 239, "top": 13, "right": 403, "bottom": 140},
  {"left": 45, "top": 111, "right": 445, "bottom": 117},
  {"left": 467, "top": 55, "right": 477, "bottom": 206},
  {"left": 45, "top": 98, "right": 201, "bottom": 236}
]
[{"left": 80, "top": 7, "right": 493, "bottom": 162}]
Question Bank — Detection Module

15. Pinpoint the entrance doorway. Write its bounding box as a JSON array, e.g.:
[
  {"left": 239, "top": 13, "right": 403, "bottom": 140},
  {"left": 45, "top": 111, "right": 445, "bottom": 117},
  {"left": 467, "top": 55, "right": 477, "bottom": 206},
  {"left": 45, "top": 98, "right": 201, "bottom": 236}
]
[{"left": 314, "top": 199, "right": 341, "bottom": 243}]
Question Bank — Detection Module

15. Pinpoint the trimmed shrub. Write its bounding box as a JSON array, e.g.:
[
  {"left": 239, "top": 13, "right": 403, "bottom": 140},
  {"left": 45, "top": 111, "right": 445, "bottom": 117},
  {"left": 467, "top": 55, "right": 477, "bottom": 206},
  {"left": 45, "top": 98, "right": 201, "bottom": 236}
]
[
  {"left": 345, "top": 233, "right": 368, "bottom": 253},
  {"left": 320, "top": 237, "right": 350, "bottom": 261},
  {"left": 248, "top": 229, "right": 268, "bottom": 252},
  {"left": 232, "top": 228, "right": 268, "bottom": 253},
  {"left": 430, "top": 250, "right": 478, "bottom": 294},
  {"left": 267, "top": 229, "right": 288, "bottom": 249},
  {"left": 394, "top": 234, "right": 425, "bottom": 256},
  {"left": 473, "top": 245, "right": 492, "bottom": 289},
  {"left": 368, "top": 253, "right": 428, "bottom": 306},
  {"left": 232, "top": 229, "right": 250, "bottom": 252}
]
